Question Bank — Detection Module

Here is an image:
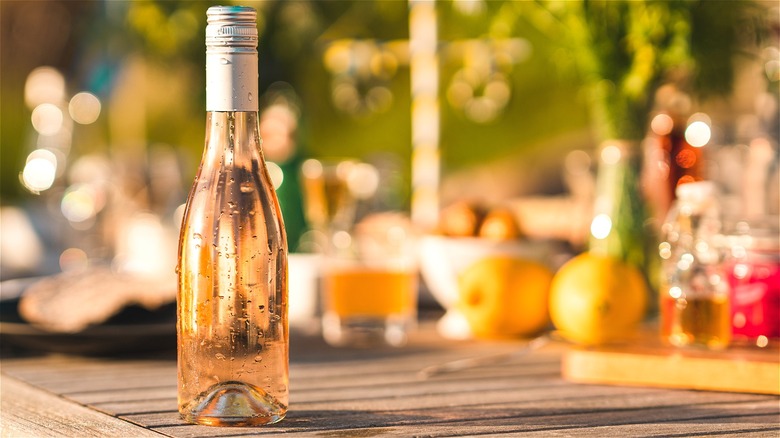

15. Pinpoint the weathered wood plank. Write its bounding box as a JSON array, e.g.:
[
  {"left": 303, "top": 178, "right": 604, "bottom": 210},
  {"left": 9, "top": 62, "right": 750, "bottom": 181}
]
[
  {"left": 0, "top": 373, "right": 163, "bottom": 437},
  {"left": 69, "top": 386, "right": 176, "bottom": 405},
  {"left": 142, "top": 399, "right": 780, "bottom": 438},
  {"left": 3, "top": 332, "right": 778, "bottom": 438}
]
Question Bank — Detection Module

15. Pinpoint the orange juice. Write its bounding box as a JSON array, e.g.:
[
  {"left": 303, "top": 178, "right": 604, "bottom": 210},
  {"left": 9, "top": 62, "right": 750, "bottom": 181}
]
[
  {"left": 323, "top": 268, "right": 417, "bottom": 317},
  {"left": 660, "top": 293, "right": 731, "bottom": 349}
]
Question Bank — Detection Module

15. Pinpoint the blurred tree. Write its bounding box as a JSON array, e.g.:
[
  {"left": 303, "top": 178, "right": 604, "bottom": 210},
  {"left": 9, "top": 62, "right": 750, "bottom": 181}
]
[
  {"left": 2, "top": 0, "right": 771, "bottom": 210},
  {"left": 0, "top": 1, "right": 97, "bottom": 202}
]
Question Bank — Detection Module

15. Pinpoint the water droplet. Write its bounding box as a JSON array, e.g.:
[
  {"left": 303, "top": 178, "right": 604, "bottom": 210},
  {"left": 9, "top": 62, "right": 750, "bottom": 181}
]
[
  {"left": 248, "top": 92, "right": 253, "bottom": 101},
  {"left": 254, "top": 355, "right": 263, "bottom": 362},
  {"left": 215, "top": 353, "right": 226, "bottom": 360},
  {"left": 220, "top": 58, "right": 229, "bottom": 65},
  {"left": 240, "top": 182, "right": 253, "bottom": 193},
  {"left": 258, "top": 305, "right": 265, "bottom": 312}
]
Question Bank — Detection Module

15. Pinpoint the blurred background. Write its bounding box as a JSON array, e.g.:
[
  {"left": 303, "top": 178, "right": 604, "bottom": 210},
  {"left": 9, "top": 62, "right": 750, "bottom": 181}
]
[{"left": 0, "top": 0, "right": 777, "bottom": 281}]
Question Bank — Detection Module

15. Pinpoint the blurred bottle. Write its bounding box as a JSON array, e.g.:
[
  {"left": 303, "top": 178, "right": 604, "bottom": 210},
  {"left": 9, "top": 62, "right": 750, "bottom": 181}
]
[
  {"left": 725, "top": 217, "right": 780, "bottom": 345},
  {"left": 177, "top": 6, "right": 288, "bottom": 426},
  {"left": 659, "top": 181, "right": 731, "bottom": 349},
  {"left": 646, "top": 89, "right": 707, "bottom": 219}
]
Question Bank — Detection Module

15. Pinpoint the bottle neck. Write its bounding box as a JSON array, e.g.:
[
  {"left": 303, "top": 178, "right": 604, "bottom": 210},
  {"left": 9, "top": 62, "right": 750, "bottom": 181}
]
[{"left": 206, "top": 50, "right": 259, "bottom": 112}]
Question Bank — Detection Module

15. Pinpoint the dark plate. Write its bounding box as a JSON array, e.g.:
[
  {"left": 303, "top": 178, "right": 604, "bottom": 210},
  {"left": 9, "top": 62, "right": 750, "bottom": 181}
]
[{"left": 0, "top": 278, "right": 176, "bottom": 355}]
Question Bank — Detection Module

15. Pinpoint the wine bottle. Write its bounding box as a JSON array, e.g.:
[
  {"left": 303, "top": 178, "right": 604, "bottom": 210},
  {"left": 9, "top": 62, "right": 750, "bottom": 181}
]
[{"left": 176, "top": 6, "right": 288, "bottom": 426}]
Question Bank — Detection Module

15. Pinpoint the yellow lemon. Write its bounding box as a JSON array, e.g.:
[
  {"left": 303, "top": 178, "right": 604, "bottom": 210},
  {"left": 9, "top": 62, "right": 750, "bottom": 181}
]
[
  {"left": 549, "top": 252, "right": 648, "bottom": 345},
  {"left": 458, "top": 256, "right": 553, "bottom": 339},
  {"left": 478, "top": 208, "right": 522, "bottom": 241}
]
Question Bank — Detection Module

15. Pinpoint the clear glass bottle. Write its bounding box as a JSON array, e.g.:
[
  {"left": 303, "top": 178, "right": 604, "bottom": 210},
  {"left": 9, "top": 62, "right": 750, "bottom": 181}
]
[
  {"left": 177, "top": 6, "right": 288, "bottom": 426},
  {"left": 659, "top": 181, "right": 731, "bottom": 349}
]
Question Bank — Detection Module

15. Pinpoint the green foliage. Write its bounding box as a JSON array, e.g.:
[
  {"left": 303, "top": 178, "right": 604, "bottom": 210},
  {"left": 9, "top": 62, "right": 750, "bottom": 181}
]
[{"left": 517, "top": 0, "right": 695, "bottom": 141}]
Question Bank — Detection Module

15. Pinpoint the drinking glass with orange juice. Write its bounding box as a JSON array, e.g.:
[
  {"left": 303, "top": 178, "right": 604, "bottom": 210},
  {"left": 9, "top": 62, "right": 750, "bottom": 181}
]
[{"left": 321, "top": 218, "right": 418, "bottom": 348}]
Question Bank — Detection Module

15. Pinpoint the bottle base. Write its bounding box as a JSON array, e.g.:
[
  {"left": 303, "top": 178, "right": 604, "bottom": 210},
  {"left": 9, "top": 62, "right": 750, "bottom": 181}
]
[
  {"left": 181, "top": 381, "right": 287, "bottom": 427},
  {"left": 322, "top": 314, "right": 410, "bottom": 348}
]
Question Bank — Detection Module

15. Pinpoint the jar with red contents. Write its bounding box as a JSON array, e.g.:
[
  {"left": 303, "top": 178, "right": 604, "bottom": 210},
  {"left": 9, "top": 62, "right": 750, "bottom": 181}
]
[{"left": 725, "top": 217, "right": 780, "bottom": 346}]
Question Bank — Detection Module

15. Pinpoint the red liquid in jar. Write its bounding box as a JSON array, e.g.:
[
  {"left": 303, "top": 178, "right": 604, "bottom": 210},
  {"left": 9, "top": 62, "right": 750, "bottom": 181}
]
[{"left": 727, "top": 250, "right": 780, "bottom": 339}]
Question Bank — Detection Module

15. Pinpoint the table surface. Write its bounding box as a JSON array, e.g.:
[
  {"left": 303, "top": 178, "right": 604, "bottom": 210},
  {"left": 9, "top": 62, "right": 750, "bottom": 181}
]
[{"left": 2, "top": 322, "right": 779, "bottom": 437}]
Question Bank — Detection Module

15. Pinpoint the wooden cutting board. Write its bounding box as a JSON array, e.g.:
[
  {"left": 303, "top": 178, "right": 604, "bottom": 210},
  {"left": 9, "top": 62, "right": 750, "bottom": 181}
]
[{"left": 562, "top": 340, "right": 780, "bottom": 395}]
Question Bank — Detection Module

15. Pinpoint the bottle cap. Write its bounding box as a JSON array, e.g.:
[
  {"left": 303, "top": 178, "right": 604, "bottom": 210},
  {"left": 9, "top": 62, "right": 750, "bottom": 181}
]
[{"left": 206, "top": 6, "right": 258, "bottom": 49}]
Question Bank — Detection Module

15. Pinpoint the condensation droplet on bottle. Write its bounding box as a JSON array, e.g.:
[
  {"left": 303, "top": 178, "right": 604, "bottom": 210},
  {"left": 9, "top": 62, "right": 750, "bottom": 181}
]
[
  {"left": 215, "top": 353, "right": 226, "bottom": 360},
  {"left": 258, "top": 305, "right": 265, "bottom": 312},
  {"left": 254, "top": 355, "right": 263, "bottom": 362},
  {"left": 248, "top": 92, "right": 253, "bottom": 102},
  {"left": 240, "top": 182, "right": 253, "bottom": 193},
  {"left": 192, "top": 233, "right": 203, "bottom": 248},
  {"left": 220, "top": 58, "right": 229, "bottom": 65}
]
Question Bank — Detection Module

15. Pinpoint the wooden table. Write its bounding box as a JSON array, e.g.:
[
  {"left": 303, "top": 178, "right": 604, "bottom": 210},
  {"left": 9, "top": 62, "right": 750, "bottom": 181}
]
[{"left": 2, "top": 324, "right": 779, "bottom": 437}]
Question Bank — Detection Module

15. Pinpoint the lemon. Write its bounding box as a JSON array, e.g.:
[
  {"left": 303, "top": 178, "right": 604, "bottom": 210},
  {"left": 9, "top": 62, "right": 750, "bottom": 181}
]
[
  {"left": 479, "top": 208, "right": 522, "bottom": 241},
  {"left": 458, "top": 256, "right": 553, "bottom": 339},
  {"left": 549, "top": 252, "right": 648, "bottom": 345}
]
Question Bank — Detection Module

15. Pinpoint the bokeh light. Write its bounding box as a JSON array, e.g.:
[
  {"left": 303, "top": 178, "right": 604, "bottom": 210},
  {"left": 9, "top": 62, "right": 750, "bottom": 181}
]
[
  {"left": 650, "top": 113, "right": 674, "bottom": 136},
  {"left": 324, "top": 41, "right": 351, "bottom": 74},
  {"left": 301, "top": 158, "right": 323, "bottom": 180},
  {"left": 69, "top": 92, "right": 101, "bottom": 124},
  {"left": 31, "top": 103, "right": 64, "bottom": 136},
  {"left": 347, "top": 162, "right": 380, "bottom": 199},
  {"left": 659, "top": 241, "right": 672, "bottom": 259},
  {"left": 600, "top": 144, "right": 622, "bottom": 165},
  {"left": 266, "top": 161, "right": 284, "bottom": 190},
  {"left": 59, "top": 247, "right": 89, "bottom": 272},
  {"left": 685, "top": 121, "right": 711, "bottom": 147},
  {"left": 590, "top": 213, "right": 612, "bottom": 240},
  {"left": 24, "top": 66, "right": 66, "bottom": 109},
  {"left": 61, "top": 184, "right": 100, "bottom": 224},
  {"left": 21, "top": 149, "right": 58, "bottom": 193}
]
